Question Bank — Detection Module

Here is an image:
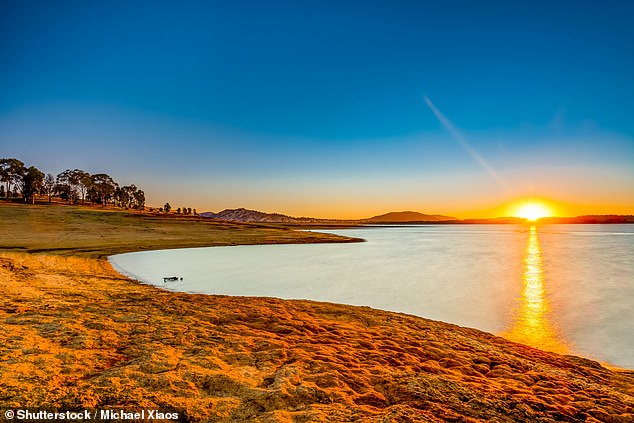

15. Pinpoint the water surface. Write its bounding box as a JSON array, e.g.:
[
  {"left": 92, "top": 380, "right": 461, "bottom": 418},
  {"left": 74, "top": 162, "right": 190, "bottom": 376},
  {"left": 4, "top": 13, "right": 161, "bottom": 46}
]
[{"left": 110, "top": 224, "right": 634, "bottom": 368}]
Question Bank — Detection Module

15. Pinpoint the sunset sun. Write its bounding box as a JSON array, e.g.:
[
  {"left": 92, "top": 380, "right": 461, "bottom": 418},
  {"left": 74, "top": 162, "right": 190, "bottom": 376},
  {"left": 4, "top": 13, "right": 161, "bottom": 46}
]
[{"left": 515, "top": 203, "right": 551, "bottom": 221}]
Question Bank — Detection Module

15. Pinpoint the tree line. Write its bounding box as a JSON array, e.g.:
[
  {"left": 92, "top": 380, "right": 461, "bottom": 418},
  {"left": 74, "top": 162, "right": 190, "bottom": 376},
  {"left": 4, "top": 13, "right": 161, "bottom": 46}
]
[
  {"left": 161, "top": 203, "right": 197, "bottom": 216},
  {"left": 0, "top": 157, "right": 145, "bottom": 208}
]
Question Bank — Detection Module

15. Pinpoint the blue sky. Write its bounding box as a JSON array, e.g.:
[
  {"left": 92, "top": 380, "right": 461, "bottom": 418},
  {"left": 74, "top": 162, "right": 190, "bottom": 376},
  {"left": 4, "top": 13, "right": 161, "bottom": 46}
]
[{"left": 1, "top": 0, "right": 633, "bottom": 217}]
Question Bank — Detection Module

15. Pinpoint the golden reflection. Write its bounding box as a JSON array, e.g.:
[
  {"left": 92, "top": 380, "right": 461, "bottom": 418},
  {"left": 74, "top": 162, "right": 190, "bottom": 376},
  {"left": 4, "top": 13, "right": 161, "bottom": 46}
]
[{"left": 503, "top": 225, "right": 568, "bottom": 354}]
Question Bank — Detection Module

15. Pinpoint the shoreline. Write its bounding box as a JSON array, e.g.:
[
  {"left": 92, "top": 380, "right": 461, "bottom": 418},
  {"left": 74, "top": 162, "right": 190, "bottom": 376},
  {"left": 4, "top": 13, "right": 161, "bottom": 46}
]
[
  {"left": 2, "top": 251, "right": 633, "bottom": 421},
  {"left": 106, "top": 224, "right": 632, "bottom": 371},
  {"left": 1, "top": 204, "right": 633, "bottom": 421},
  {"left": 108, "top": 248, "right": 629, "bottom": 372}
]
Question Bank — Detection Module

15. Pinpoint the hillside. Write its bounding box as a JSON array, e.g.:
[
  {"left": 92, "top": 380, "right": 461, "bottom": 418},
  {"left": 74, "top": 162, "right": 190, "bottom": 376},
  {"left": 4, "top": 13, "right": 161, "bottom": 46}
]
[
  {"left": 201, "top": 208, "right": 457, "bottom": 224},
  {"left": 200, "top": 208, "right": 330, "bottom": 224},
  {"left": 364, "top": 211, "right": 456, "bottom": 223}
]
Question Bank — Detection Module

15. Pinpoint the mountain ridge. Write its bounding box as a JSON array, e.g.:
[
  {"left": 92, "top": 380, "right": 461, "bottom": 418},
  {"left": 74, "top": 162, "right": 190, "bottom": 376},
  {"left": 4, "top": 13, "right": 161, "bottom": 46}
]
[
  {"left": 363, "top": 210, "right": 456, "bottom": 222},
  {"left": 200, "top": 208, "right": 634, "bottom": 224},
  {"left": 199, "top": 208, "right": 327, "bottom": 223},
  {"left": 201, "top": 208, "right": 457, "bottom": 223}
]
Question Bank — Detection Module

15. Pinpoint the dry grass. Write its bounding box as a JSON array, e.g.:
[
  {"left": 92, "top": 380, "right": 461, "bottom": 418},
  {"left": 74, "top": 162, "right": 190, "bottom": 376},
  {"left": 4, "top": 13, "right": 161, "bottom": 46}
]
[
  {"left": 0, "top": 204, "right": 633, "bottom": 422},
  {"left": 0, "top": 203, "right": 360, "bottom": 258}
]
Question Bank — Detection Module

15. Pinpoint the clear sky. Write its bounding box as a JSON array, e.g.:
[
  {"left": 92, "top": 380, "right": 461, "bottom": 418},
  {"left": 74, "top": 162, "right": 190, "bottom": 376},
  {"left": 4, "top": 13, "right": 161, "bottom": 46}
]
[{"left": 1, "top": 0, "right": 633, "bottom": 218}]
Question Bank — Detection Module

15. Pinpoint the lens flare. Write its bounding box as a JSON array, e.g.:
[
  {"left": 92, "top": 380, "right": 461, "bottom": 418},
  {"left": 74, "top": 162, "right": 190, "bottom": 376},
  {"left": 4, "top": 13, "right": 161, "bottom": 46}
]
[{"left": 515, "top": 203, "right": 551, "bottom": 221}]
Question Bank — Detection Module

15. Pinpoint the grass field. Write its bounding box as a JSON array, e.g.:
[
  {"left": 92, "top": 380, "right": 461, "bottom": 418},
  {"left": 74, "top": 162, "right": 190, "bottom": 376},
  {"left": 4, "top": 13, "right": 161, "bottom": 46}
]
[{"left": 0, "top": 203, "right": 360, "bottom": 258}]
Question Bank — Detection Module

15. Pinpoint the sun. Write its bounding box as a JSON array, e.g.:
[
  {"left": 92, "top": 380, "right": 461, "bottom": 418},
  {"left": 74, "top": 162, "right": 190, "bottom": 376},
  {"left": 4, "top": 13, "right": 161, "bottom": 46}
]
[{"left": 515, "top": 202, "right": 551, "bottom": 221}]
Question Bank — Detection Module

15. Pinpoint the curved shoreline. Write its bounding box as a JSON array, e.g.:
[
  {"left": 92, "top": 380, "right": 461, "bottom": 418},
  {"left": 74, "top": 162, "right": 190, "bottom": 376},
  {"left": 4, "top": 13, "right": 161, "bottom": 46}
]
[
  {"left": 107, "top": 226, "right": 633, "bottom": 371},
  {"left": 108, "top": 243, "right": 632, "bottom": 372},
  {"left": 1, "top": 205, "right": 633, "bottom": 421},
  {"left": 2, "top": 251, "right": 633, "bottom": 421}
]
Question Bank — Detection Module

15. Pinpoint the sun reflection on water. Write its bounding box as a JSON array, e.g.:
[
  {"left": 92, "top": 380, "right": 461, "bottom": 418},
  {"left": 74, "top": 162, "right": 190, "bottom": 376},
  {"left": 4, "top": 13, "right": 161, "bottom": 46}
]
[{"left": 503, "top": 225, "right": 568, "bottom": 354}]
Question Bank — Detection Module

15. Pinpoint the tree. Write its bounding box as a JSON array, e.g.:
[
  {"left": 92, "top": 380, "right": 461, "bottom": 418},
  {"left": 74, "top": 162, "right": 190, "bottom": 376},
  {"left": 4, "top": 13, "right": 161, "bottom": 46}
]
[
  {"left": 55, "top": 169, "right": 92, "bottom": 204},
  {"left": 43, "top": 174, "right": 55, "bottom": 202},
  {"left": 20, "top": 166, "right": 45, "bottom": 204},
  {"left": 187, "top": 207, "right": 192, "bottom": 215},
  {"left": 164, "top": 203, "right": 171, "bottom": 213},
  {"left": 56, "top": 169, "right": 78, "bottom": 203},
  {"left": 114, "top": 186, "right": 126, "bottom": 208},
  {"left": 176, "top": 207, "right": 181, "bottom": 214},
  {"left": 193, "top": 209, "right": 197, "bottom": 216},
  {"left": 76, "top": 170, "right": 92, "bottom": 204},
  {"left": 114, "top": 185, "right": 145, "bottom": 209},
  {"left": 90, "top": 173, "right": 118, "bottom": 206},
  {"left": 120, "top": 185, "right": 137, "bottom": 208},
  {"left": 133, "top": 189, "right": 145, "bottom": 209},
  {"left": 0, "top": 158, "right": 26, "bottom": 198},
  {"left": 0, "top": 159, "right": 147, "bottom": 209}
]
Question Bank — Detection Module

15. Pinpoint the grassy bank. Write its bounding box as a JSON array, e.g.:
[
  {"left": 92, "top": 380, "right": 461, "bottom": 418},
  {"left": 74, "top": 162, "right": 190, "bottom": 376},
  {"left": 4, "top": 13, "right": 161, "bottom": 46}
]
[
  {"left": 0, "top": 203, "right": 632, "bottom": 422},
  {"left": 0, "top": 203, "right": 361, "bottom": 258}
]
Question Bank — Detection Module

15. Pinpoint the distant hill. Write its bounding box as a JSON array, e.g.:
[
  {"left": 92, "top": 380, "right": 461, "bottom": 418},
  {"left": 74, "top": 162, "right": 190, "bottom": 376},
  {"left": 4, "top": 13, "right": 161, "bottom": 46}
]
[
  {"left": 363, "top": 211, "right": 456, "bottom": 223},
  {"left": 200, "top": 208, "right": 327, "bottom": 224},
  {"left": 201, "top": 209, "right": 634, "bottom": 225},
  {"left": 539, "top": 215, "right": 634, "bottom": 224},
  {"left": 201, "top": 208, "right": 457, "bottom": 224}
]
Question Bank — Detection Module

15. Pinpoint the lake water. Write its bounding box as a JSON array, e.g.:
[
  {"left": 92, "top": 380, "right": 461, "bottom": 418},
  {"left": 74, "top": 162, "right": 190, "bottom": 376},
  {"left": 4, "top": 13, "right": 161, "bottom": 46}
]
[{"left": 109, "top": 224, "right": 634, "bottom": 368}]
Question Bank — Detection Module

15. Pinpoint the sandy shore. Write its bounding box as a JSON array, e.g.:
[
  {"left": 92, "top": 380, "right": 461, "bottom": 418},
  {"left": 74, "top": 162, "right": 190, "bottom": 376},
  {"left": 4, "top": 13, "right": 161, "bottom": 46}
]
[{"left": 1, "top": 204, "right": 633, "bottom": 421}]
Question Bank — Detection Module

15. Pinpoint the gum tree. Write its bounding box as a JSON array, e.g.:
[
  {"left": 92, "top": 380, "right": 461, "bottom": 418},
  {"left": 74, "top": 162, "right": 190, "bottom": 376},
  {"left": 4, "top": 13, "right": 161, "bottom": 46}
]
[
  {"left": 56, "top": 170, "right": 78, "bottom": 203},
  {"left": 43, "top": 173, "right": 56, "bottom": 202},
  {"left": 90, "top": 173, "right": 118, "bottom": 206},
  {"left": 133, "top": 189, "right": 145, "bottom": 209},
  {"left": 0, "top": 158, "right": 26, "bottom": 198},
  {"left": 20, "top": 166, "right": 45, "bottom": 204}
]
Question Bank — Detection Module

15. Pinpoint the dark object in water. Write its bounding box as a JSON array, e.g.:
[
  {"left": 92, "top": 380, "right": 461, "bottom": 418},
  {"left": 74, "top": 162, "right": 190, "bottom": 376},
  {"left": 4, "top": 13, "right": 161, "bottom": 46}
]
[{"left": 163, "top": 276, "right": 179, "bottom": 282}]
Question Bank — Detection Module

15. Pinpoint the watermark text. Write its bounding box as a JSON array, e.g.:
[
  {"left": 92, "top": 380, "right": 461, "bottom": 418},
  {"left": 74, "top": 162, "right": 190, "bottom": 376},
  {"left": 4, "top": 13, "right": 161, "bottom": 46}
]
[{"left": 3, "top": 409, "right": 179, "bottom": 420}]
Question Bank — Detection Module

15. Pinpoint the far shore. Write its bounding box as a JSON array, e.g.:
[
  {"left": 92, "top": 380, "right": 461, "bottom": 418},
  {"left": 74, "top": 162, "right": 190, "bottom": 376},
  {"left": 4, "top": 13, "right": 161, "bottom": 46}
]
[{"left": 1, "top": 202, "right": 633, "bottom": 422}]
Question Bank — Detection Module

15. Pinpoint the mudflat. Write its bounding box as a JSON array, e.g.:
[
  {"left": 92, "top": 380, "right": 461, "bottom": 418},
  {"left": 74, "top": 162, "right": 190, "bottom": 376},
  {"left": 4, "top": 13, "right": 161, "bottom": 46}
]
[{"left": 1, "top": 204, "right": 632, "bottom": 422}]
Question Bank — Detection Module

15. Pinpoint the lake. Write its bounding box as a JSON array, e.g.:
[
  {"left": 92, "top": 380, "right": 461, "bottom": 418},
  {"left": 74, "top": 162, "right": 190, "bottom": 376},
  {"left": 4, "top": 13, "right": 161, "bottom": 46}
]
[{"left": 109, "top": 224, "right": 634, "bottom": 368}]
